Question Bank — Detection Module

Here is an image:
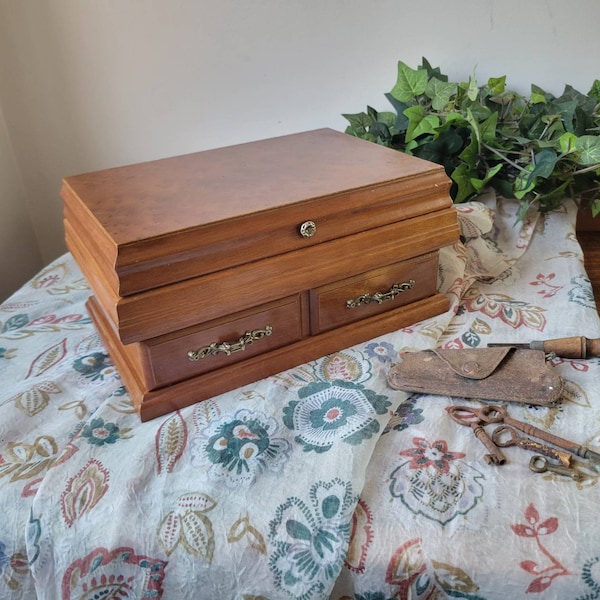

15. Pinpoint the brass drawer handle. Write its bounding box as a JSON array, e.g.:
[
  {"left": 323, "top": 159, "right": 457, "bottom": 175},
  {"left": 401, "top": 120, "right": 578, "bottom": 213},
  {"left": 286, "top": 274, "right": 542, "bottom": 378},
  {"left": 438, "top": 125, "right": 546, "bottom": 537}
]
[
  {"left": 345, "top": 280, "right": 415, "bottom": 309},
  {"left": 187, "top": 326, "right": 273, "bottom": 361}
]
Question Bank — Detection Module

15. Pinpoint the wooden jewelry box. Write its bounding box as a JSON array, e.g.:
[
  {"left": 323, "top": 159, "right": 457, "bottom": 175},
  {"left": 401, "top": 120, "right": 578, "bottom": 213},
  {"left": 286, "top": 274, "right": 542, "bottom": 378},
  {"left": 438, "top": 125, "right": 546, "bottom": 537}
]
[{"left": 62, "top": 128, "right": 459, "bottom": 420}]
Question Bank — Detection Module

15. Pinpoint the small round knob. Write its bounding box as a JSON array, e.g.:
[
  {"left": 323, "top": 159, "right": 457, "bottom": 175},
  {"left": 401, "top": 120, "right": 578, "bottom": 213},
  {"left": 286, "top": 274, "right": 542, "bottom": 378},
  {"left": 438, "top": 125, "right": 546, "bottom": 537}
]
[
  {"left": 299, "top": 220, "right": 317, "bottom": 238},
  {"left": 461, "top": 361, "right": 480, "bottom": 375}
]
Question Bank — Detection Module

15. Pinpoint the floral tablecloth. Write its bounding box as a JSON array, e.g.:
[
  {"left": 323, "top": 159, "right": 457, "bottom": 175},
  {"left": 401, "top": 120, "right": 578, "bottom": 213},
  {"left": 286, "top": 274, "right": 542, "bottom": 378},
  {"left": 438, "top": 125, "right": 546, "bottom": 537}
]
[{"left": 1, "top": 193, "right": 599, "bottom": 600}]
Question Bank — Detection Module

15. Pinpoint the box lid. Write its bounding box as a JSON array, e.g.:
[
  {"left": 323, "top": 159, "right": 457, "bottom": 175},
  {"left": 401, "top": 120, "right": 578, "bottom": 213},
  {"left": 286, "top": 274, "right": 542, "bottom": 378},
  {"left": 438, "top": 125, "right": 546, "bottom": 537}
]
[{"left": 62, "top": 128, "right": 452, "bottom": 297}]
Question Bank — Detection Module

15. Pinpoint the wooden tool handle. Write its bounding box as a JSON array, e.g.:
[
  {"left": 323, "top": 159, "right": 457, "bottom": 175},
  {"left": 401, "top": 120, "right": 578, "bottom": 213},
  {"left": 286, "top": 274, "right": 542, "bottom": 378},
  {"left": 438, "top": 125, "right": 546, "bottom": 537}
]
[{"left": 532, "top": 336, "right": 600, "bottom": 359}]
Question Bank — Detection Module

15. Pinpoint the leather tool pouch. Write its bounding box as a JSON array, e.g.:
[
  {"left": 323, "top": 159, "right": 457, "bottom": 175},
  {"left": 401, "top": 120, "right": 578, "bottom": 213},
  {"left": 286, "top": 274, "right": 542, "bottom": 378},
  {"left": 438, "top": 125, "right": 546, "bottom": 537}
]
[{"left": 387, "top": 347, "right": 563, "bottom": 406}]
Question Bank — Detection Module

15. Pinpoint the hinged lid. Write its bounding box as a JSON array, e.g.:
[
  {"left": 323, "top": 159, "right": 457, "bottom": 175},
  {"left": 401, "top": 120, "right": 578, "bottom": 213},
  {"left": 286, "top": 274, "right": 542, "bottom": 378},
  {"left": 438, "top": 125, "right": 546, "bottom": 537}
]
[{"left": 62, "top": 128, "right": 452, "bottom": 297}]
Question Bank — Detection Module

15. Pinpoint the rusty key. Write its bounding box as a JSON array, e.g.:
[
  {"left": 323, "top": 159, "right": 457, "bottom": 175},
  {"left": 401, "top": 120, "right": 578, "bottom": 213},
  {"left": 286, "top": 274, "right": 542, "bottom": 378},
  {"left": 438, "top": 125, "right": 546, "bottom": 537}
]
[
  {"left": 446, "top": 406, "right": 506, "bottom": 465},
  {"left": 479, "top": 405, "right": 600, "bottom": 470},
  {"left": 491, "top": 425, "right": 572, "bottom": 467}
]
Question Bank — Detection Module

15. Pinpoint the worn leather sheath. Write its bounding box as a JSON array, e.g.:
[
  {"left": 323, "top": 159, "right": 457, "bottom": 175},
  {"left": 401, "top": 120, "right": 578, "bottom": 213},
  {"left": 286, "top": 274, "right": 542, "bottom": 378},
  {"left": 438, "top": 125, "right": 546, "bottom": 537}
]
[{"left": 387, "top": 347, "right": 563, "bottom": 406}]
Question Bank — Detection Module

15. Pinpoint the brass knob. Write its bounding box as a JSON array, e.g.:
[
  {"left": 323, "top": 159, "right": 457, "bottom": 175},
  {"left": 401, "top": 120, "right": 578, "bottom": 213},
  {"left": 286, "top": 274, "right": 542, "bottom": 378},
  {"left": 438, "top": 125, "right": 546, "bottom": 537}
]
[{"left": 299, "top": 220, "right": 316, "bottom": 238}]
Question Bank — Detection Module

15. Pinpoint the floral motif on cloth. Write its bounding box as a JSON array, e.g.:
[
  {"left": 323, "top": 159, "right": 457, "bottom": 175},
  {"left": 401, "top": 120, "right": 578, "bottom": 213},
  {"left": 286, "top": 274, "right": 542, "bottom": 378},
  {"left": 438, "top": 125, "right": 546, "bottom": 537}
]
[
  {"left": 283, "top": 380, "right": 390, "bottom": 452},
  {"left": 269, "top": 479, "right": 357, "bottom": 600},
  {"left": 389, "top": 437, "right": 484, "bottom": 525},
  {"left": 191, "top": 408, "right": 292, "bottom": 486}
]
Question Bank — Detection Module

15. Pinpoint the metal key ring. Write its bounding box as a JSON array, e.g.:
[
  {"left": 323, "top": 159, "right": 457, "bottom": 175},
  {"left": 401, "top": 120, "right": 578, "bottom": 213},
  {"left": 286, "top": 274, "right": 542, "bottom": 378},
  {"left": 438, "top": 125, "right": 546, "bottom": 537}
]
[
  {"left": 529, "top": 455, "right": 551, "bottom": 473},
  {"left": 491, "top": 424, "right": 520, "bottom": 447},
  {"left": 445, "top": 406, "right": 484, "bottom": 426},
  {"left": 478, "top": 405, "right": 507, "bottom": 424}
]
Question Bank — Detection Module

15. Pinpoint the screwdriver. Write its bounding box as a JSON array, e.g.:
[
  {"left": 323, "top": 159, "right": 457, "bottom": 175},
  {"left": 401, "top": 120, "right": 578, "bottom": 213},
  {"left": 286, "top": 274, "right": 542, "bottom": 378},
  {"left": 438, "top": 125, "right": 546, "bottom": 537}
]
[{"left": 487, "top": 336, "right": 600, "bottom": 359}]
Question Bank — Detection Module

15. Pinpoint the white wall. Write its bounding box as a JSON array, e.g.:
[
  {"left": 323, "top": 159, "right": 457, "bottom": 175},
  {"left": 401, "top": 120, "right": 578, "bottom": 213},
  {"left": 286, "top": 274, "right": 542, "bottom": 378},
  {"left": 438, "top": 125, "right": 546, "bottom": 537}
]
[
  {"left": 1, "top": 0, "right": 599, "bottom": 298},
  {"left": 0, "top": 104, "right": 42, "bottom": 301}
]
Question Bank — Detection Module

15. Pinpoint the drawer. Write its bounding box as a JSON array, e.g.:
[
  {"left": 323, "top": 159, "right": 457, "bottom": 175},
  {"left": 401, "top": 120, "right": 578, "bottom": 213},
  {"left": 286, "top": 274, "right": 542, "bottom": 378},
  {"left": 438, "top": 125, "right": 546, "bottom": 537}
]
[
  {"left": 138, "top": 294, "right": 309, "bottom": 389},
  {"left": 309, "top": 253, "right": 439, "bottom": 334}
]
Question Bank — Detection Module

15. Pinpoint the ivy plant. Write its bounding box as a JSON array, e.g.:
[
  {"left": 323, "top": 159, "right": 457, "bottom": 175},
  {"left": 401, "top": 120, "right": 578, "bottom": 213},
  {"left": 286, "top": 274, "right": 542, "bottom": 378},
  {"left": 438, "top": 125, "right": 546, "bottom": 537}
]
[{"left": 343, "top": 58, "right": 600, "bottom": 220}]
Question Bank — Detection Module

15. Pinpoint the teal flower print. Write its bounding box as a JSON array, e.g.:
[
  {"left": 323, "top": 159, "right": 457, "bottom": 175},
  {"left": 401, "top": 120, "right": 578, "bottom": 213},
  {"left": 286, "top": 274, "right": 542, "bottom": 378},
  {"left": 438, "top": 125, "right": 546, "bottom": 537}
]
[
  {"left": 72, "top": 352, "right": 117, "bottom": 382},
  {"left": 283, "top": 380, "right": 390, "bottom": 453},
  {"left": 193, "top": 409, "right": 292, "bottom": 486},
  {"left": 81, "top": 418, "right": 121, "bottom": 446},
  {"left": 569, "top": 274, "right": 595, "bottom": 309},
  {"left": 269, "top": 479, "right": 356, "bottom": 600}
]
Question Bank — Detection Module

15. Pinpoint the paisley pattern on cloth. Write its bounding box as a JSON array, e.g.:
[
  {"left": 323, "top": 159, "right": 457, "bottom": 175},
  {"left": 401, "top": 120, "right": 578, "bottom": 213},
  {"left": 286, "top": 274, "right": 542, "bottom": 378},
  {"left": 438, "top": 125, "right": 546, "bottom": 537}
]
[
  {"left": 61, "top": 546, "right": 167, "bottom": 599},
  {"left": 1, "top": 195, "right": 600, "bottom": 599}
]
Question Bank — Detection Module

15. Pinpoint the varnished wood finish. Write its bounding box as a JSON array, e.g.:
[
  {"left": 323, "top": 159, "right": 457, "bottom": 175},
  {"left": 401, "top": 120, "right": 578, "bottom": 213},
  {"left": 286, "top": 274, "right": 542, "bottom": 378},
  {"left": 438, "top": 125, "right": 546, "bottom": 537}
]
[
  {"left": 576, "top": 208, "right": 600, "bottom": 302},
  {"left": 68, "top": 206, "right": 458, "bottom": 343},
  {"left": 62, "top": 128, "right": 452, "bottom": 296},
  {"left": 87, "top": 292, "right": 451, "bottom": 421},
  {"left": 310, "top": 252, "right": 438, "bottom": 334},
  {"left": 66, "top": 129, "right": 461, "bottom": 420},
  {"left": 134, "top": 294, "right": 309, "bottom": 389}
]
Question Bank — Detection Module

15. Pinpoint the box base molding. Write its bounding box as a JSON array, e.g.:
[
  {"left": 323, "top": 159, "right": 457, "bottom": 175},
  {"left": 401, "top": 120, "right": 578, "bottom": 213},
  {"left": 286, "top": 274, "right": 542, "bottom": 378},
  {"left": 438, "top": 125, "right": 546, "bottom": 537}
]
[{"left": 87, "top": 293, "right": 450, "bottom": 421}]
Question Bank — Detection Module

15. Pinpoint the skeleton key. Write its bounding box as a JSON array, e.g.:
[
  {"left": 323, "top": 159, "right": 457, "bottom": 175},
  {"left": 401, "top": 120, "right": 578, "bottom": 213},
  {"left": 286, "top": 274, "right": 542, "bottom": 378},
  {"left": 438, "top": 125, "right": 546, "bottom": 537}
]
[
  {"left": 492, "top": 425, "right": 572, "bottom": 467},
  {"left": 529, "top": 455, "right": 582, "bottom": 481},
  {"left": 445, "top": 406, "right": 506, "bottom": 465},
  {"left": 480, "top": 405, "right": 600, "bottom": 470}
]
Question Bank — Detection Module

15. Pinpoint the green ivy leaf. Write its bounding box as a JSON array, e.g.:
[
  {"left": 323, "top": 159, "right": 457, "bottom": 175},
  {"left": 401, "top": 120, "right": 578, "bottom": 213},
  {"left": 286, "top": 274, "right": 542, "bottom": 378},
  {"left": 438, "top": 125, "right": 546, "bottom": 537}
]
[
  {"left": 488, "top": 76, "right": 506, "bottom": 95},
  {"left": 465, "top": 108, "right": 482, "bottom": 150},
  {"left": 413, "top": 126, "right": 465, "bottom": 167},
  {"left": 426, "top": 78, "right": 457, "bottom": 111},
  {"left": 377, "top": 111, "right": 397, "bottom": 128},
  {"left": 516, "top": 198, "right": 533, "bottom": 221},
  {"left": 390, "top": 61, "right": 428, "bottom": 102},
  {"left": 559, "top": 132, "right": 577, "bottom": 154},
  {"left": 403, "top": 108, "right": 439, "bottom": 143},
  {"left": 466, "top": 72, "right": 479, "bottom": 102},
  {"left": 480, "top": 111, "right": 499, "bottom": 143},
  {"left": 342, "top": 112, "right": 373, "bottom": 134},
  {"left": 420, "top": 57, "right": 448, "bottom": 82},
  {"left": 341, "top": 57, "right": 600, "bottom": 220},
  {"left": 552, "top": 99, "right": 579, "bottom": 133},
  {"left": 384, "top": 93, "right": 411, "bottom": 132},
  {"left": 532, "top": 148, "right": 559, "bottom": 178},
  {"left": 470, "top": 163, "right": 503, "bottom": 192},
  {"left": 459, "top": 136, "right": 478, "bottom": 170},
  {"left": 451, "top": 163, "right": 478, "bottom": 203},
  {"left": 588, "top": 79, "right": 600, "bottom": 102},
  {"left": 514, "top": 149, "right": 558, "bottom": 198},
  {"left": 530, "top": 84, "right": 550, "bottom": 104},
  {"left": 575, "top": 135, "right": 600, "bottom": 165},
  {"left": 403, "top": 139, "right": 419, "bottom": 154}
]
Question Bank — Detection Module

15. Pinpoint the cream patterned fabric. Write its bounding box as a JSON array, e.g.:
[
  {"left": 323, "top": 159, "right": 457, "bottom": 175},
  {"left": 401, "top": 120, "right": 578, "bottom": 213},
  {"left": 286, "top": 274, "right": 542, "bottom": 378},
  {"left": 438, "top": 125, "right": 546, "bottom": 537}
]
[{"left": 1, "top": 194, "right": 599, "bottom": 599}]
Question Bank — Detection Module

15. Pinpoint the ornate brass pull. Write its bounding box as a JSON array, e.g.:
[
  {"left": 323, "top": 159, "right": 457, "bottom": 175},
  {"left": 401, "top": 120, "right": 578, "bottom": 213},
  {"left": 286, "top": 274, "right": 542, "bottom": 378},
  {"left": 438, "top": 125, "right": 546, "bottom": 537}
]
[
  {"left": 346, "top": 280, "right": 415, "bottom": 309},
  {"left": 187, "top": 326, "right": 273, "bottom": 361}
]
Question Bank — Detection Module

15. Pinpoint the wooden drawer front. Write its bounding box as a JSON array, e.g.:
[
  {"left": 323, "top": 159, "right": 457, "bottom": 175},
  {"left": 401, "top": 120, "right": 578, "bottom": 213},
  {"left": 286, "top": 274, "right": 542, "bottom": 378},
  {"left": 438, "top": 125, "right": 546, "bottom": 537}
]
[
  {"left": 310, "top": 253, "right": 439, "bottom": 334},
  {"left": 113, "top": 207, "right": 458, "bottom": 344},
  {"left": 141, "top": 294, "right": 309, "bottom": 389}
]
